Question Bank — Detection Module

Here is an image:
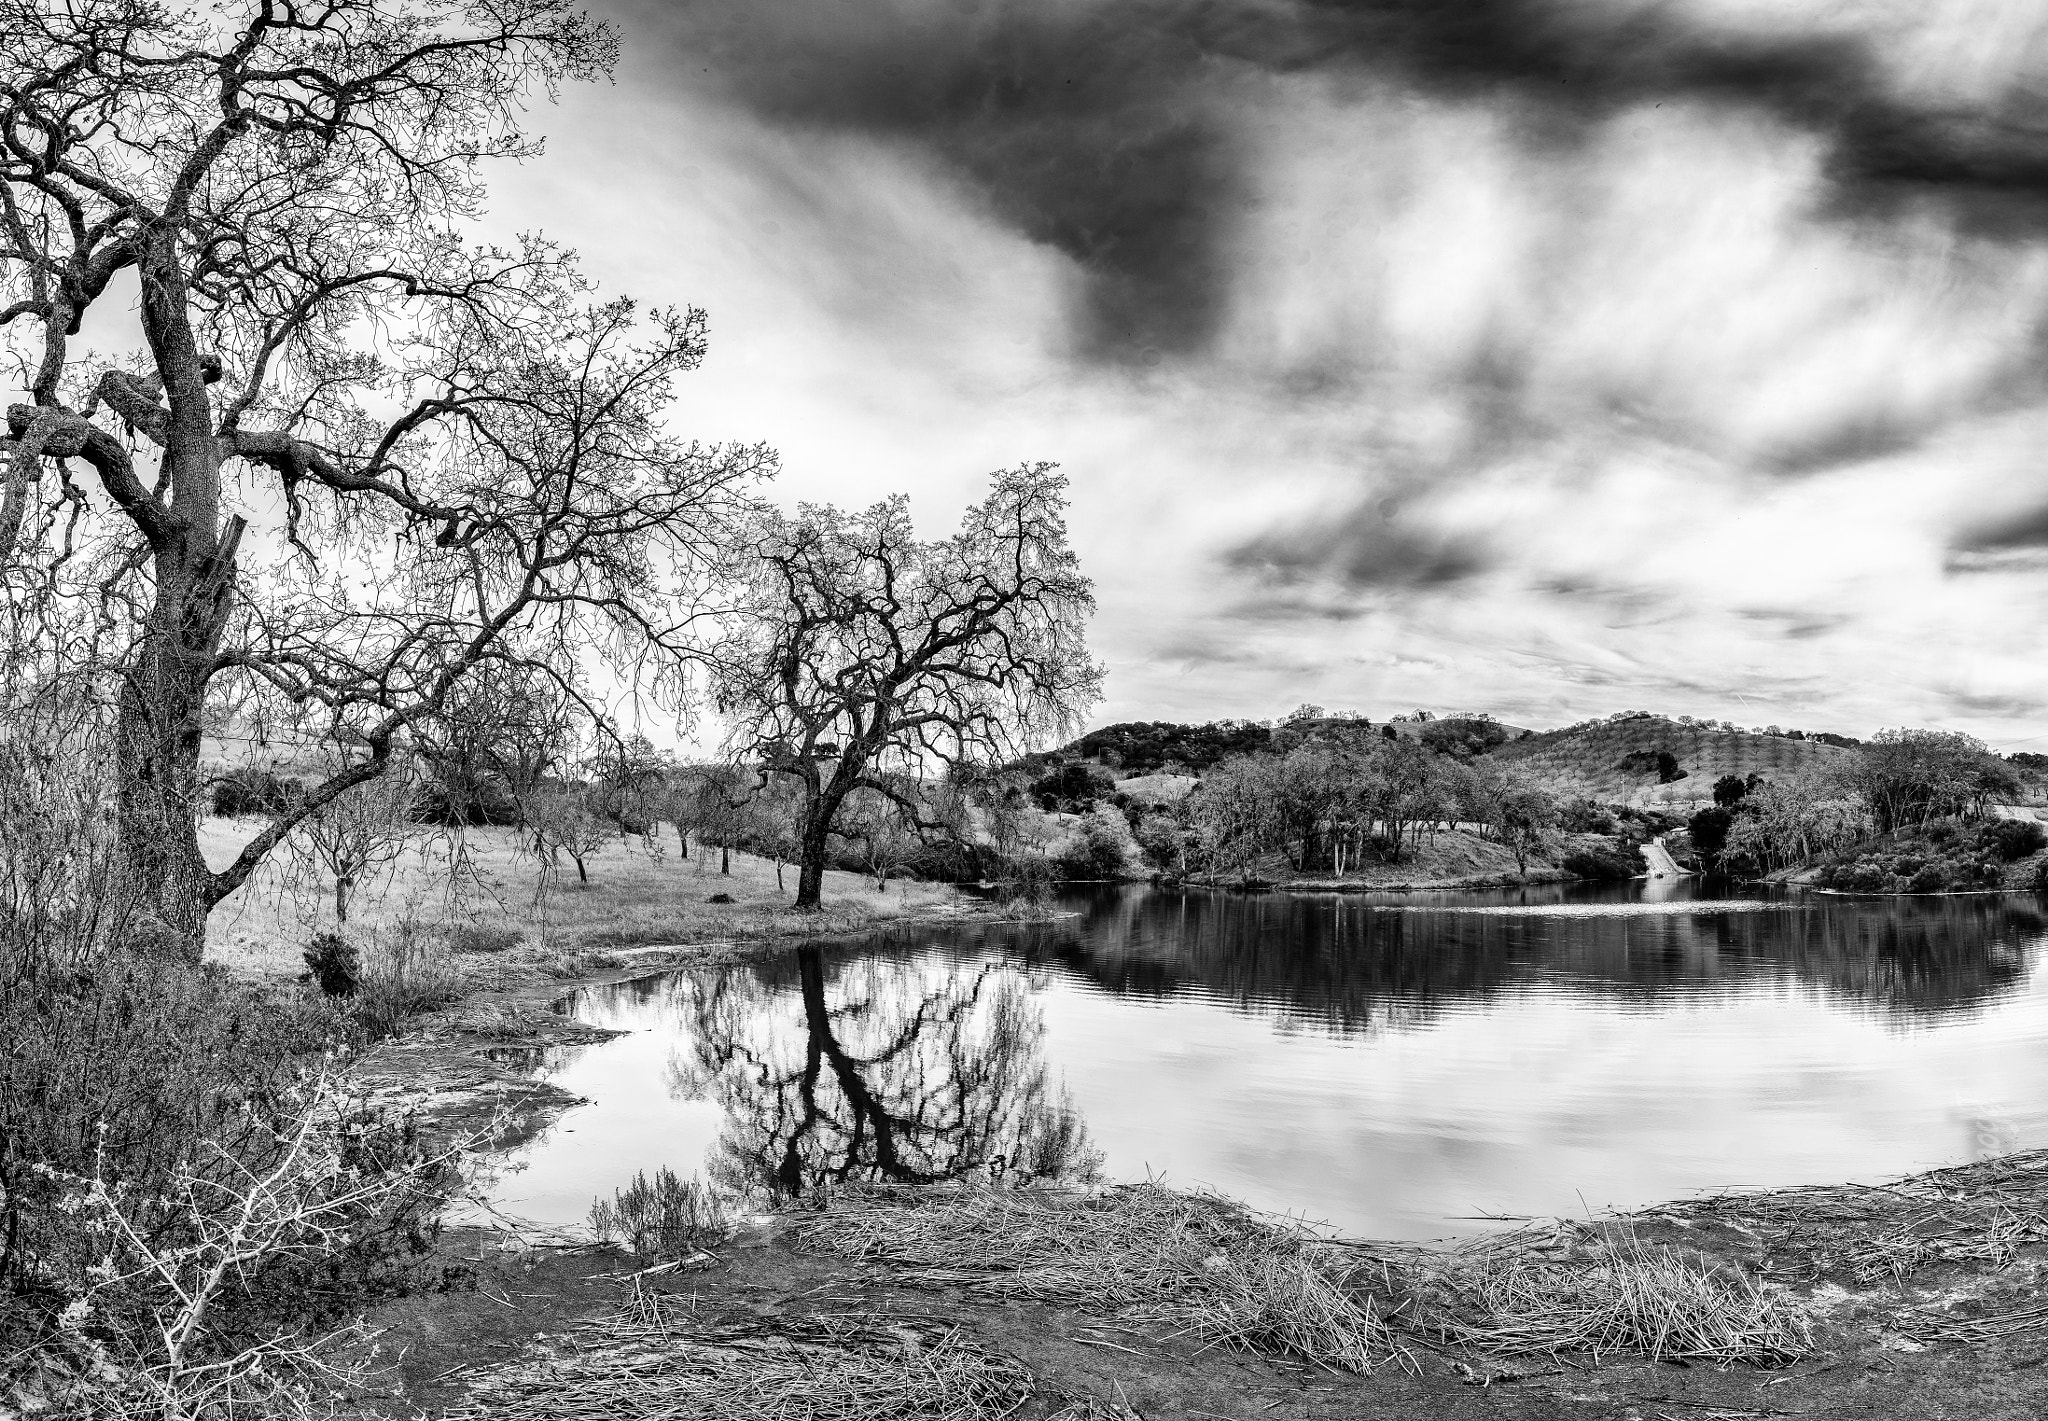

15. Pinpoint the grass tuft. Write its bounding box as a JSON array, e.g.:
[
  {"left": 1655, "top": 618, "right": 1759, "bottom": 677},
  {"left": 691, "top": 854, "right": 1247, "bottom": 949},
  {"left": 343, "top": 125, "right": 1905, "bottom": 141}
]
[
  {"left": 790, "top": 1183, "right": 1404, "bottom": 1374},
  {"left": 442, "top": 1280, "right": 1034, "bottom": 1421},
  {"left": 1409, "top": 1224, "right": 1810, "bottom": 1364}
]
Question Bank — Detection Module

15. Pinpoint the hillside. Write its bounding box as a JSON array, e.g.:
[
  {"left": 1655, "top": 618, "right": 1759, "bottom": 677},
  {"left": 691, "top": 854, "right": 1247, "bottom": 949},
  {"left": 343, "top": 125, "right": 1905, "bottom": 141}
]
[{"left": 1493, "top": 714, "right": 1850, "bottom": 808}]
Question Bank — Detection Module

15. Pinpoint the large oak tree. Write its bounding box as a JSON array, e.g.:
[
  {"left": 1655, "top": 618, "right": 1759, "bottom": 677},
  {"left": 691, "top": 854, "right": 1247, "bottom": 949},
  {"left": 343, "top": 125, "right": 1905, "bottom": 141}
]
[
  {"left": 714, "top": 464, "right": 1100, "bottom": 909},
  {"left": 1, "top": 1, "right": 770, "bottom": 955}
]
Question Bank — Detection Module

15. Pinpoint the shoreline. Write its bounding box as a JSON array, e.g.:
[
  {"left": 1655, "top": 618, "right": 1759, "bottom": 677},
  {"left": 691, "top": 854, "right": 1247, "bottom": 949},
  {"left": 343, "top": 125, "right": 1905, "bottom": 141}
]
[{"left": 329, "top": 883, "right": 2048, "bottom": 1418}]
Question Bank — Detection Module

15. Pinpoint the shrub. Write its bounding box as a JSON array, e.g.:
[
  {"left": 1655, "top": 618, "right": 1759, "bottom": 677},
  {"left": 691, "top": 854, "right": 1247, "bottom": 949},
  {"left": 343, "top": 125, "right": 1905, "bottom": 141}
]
[
  {"left": 0, "top": 950, "right": 362, "bottom": 1336},
  {"left": 1056, "top": 809, "right": 1135, "bottom": 882},
  {"left": 351, "top": 925, "right": 463, "bottom": 1039},
  {"left": 1981, "top": 819, "right": 2047, "bottom": 862},
  {"left": 1562, "top": 847, "right": 1638, "bottom": 882},
  {"left": 1030, "top": 760, "right": 1116, "bottom": 812},
  {"left": 303, "top": 931, "right": 360, "bottom": 995},
  {"left": 588, "top": 1167, "right": 730, "bottom": 1260},
  {"left": 1906, "top": 864, "right": 1950, "bottom": 895},
  {"left": 210, "top": 766, "right": 300, "bottom": 818},
  {"left": 446, "top": 923, "right": 524, "bottom": 955}
]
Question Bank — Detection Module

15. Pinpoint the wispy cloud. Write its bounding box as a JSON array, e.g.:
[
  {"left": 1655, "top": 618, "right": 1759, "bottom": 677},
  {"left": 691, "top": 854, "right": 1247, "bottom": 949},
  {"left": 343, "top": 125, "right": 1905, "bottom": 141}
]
[{"left": 506, "top": 0, "right": 2048, "bottom": 740}]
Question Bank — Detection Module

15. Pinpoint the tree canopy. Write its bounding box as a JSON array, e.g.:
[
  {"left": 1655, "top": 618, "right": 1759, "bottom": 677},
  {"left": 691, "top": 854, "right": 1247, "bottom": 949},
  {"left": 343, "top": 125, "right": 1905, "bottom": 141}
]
[
  {"left": 713, "top": 464, "right": 1100, "bottom": 908},
  {"left": 1, "top": 0, "right": 770, "bottom": 952}
]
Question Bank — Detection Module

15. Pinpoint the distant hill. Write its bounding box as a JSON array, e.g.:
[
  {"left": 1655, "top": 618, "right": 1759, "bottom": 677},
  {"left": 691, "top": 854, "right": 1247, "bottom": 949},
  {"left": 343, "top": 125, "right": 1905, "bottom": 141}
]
[
  {"left": 1492, "top": 714, "right": 1850, "bottom": 807},
  {"left": 1054, "top": 719, "right": 1273, "bottom": 776}
]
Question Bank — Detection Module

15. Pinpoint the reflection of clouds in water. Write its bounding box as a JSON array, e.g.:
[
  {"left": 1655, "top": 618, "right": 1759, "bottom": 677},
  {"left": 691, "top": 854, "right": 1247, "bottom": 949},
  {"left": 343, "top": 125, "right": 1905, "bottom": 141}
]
[{"left": 489, "top": 885, "right": 2048, "bottom": 1240}]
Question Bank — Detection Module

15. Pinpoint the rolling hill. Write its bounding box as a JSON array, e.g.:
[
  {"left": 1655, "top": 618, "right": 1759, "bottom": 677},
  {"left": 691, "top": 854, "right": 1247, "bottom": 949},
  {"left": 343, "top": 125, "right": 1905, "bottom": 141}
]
[{"left": 1492, "top": 715, "right": 1850, "bottom": 808}]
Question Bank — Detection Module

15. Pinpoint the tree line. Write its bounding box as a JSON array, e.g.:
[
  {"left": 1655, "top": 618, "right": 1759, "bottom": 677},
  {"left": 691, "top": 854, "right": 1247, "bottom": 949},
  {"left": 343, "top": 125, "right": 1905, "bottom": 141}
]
[{"left": 1689, "top": 729, "right": 2042, "bottom": 886}]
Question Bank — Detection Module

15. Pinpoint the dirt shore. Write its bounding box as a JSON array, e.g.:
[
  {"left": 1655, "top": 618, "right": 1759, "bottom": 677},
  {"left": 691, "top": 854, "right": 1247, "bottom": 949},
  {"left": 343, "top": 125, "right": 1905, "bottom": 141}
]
[{"left": 340, "top": 894, "right": 2048, "bottom": 1421}]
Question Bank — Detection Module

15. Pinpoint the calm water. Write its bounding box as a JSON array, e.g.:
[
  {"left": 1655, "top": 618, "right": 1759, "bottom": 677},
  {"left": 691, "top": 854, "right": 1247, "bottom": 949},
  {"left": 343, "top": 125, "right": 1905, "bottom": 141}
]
[{"left": 486, "top": 881, "right": 2048, "bottom": 1240}]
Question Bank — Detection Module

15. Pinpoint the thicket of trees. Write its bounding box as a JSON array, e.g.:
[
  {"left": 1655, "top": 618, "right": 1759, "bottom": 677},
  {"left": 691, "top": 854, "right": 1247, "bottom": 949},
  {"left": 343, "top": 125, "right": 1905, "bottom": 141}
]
[
  {"left": 1173, "top": 721, "right": 1564, "bottom": 881},
  {"left": 1689, "top": 729, "right": 2040, "bottom": 889}
]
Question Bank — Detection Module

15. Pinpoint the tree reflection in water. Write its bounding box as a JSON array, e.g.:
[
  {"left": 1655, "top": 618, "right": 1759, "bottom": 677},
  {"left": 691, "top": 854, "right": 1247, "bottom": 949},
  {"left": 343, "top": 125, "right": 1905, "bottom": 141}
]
[
  {"left": 666, "top": 946, "right": 1099, "bottom": 1199},
  {"left": 990, "top": 886, "right": 2048, "bottom": 1034}
]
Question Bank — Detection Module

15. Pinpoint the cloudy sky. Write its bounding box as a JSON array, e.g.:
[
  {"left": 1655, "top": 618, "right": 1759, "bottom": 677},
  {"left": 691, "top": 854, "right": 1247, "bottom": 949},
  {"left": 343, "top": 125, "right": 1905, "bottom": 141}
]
[{"left": 484, "top": 0, "right": 2048, "bottom": 747}]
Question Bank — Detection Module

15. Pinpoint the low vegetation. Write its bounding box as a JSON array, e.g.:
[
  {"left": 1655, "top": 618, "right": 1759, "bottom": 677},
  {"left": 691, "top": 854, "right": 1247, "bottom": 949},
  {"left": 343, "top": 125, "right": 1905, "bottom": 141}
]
[
  {"left": 441, "top": 1284, "right": 1038, "bottom": 1421},
  {"left": 1811, "top": 817, "right": 2047, "bottom": 894}
]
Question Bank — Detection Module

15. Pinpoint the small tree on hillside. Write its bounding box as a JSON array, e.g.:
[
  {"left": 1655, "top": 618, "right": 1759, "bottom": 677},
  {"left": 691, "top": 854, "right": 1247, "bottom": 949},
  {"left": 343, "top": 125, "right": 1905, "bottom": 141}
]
[
  {"left": 690, "top": 763, "right": 754, "bottom": 876},
  {"left": 591, "top": 733, "right": 669, "bottom": 836},
  {"left": 529, "top": 789, "right": 607, "bottom": 886},
  {"left": 713, "top": 466, "right": 1100, "bottom": 909},
  {"left": 283, "top": 756, "right": 417, "bottom": 924}
]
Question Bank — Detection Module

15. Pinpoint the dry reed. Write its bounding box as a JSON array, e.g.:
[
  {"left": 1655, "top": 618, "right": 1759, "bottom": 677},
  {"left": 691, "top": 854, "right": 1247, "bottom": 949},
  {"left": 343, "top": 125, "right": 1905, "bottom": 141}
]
[
  {"left": 1408, "top": 1224, "right": 1811, "bottom": 1364},
  {"left": 788, "top": 1183, "right": 1405, "bottom": 1374},
  {"left": 1676, "top": 1149, "right": 2048, "bottom": 1291},
  {"left": 442, "top": 1280, "right": 1033, "bottom": 1421}
]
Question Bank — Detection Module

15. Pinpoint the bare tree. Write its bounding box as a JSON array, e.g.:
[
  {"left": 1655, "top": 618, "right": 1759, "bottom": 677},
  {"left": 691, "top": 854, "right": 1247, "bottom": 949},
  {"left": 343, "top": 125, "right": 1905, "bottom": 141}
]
[
  {"left": 282, "top": 755, "right": 418, "bottom": 925},
  {"left": 0, "top": 2, "right": 771, "bottom": 955},
  {"left": 416, "top": 662, "right": 583, "bottom": 827},
  {"left": 528, "top": 787, "right": 606, "bottom": 886},
  {"left": 690, "top": 761, "right": 752, "bottom": 877},
  {"left": 714, "top": 465, "right": 1100, "bottom": 909},
  {"left": 835, "top": 785, "right": 920, "bottom": 892}
]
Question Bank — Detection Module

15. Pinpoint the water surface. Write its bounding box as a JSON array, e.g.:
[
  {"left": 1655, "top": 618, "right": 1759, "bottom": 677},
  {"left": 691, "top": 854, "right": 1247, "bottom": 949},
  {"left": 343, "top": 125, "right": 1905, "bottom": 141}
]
[{"left": 488, "top": 881, "right": 2048, "bottom": 1239}]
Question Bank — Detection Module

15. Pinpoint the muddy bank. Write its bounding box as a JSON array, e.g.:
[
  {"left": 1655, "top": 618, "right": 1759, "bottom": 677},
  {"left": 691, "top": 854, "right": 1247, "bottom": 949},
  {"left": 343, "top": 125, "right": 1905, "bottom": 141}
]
[{"left": 356, "top": 1156, "right": 2048, "bottom": 1420}]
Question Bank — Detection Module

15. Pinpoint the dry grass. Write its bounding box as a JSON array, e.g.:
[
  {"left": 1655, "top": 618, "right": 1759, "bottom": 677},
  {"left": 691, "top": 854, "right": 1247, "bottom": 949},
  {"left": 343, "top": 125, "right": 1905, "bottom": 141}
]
[
  {"left": 788, "top": 1184, "right": 1817, "bottom": 1372},
  {"left": 440, "top": 1279, "right": 1034, "bottom": 1421},
  {"left": 1408, "top": 1223, "right": 1811, "bottom": 1364},
  {"left": 788, "top": 1184, "right": 1404, "bottom": 1374},
  {"left": 200, "top": 818, "right": 968, "bottom": 982},
  {"left": 1676, "top": 1149, "right": 2048, "bottom": 1290}
]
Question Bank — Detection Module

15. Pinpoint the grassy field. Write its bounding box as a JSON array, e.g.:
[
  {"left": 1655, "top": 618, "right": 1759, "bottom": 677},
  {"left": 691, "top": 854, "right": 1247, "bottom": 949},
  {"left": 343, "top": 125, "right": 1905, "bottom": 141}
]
[
  {"left": 1494, "top": 716, "right": 1849, "bottom": 808},
  {"left": 199, "top": 816, "right": 969, "bottom": 983}
]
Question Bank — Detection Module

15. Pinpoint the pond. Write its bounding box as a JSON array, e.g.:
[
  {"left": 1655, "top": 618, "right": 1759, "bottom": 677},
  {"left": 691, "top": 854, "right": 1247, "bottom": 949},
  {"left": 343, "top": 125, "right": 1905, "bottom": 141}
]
[{"left": 485, "top": 881, "right": 2048, "bottom": 1241}]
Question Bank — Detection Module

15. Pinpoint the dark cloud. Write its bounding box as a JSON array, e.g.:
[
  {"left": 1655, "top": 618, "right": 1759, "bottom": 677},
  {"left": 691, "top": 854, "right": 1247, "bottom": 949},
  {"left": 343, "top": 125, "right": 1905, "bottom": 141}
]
[
  {"left": 1954, "top": 502, "right": 2048, "bottom": 554},
  {"left": 1226, "top": 498, "right": 1489, "bottom": 590},
  {"left": 626, "top": 0, "right": 2048, "bottom": 364}
]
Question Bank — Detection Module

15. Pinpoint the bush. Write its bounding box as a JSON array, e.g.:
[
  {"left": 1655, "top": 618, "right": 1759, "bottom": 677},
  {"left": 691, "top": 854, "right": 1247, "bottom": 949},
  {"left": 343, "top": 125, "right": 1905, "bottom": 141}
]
[
  {"left": 303, "top": 931, "right": 360, "bottom": 995},
  {"left": 0, "top": 950, "right": 374, "bottom": 1339},
  {"left": 446, "top": 922, "right": 524, "bottom": 955},
  {"left": 1056, "top": 809, "right": 1135, "bottom": 882},
  {"left": 1561, "top": 846, "right": 1638, "bottom": 882},
  {"left": 1906, "top": 864, "right": 1950, "bottom": 895},
  {"left": 1981, "top": 819, "right": 2047, "bottom": 862},
  {"left": 588, "top": 1167, "right": 730, "bottom": 1260},
  {"left": 351, "top": 925, "right": 463, "bottom": 1039},
  {"left": 210, "top": 766, "right": 300, "bottom": 818},
  {"left": 1030, "top": 759, "right": 1117, "bottom": 812}
]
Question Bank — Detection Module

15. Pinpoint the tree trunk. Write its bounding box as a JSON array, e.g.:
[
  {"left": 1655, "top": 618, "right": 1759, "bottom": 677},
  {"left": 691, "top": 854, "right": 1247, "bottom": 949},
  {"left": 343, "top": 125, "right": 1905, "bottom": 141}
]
[
  {"left": 336, "top": 875, "right": 354, "bottom": 924},
  {"left": 795, "top": 818, "right": 832, "bottom": 909},
  {"left": 114, "top": 522, "right": 243, "bottom": 961},
  {"left": 720, "top": 844, "right": 730, "bottom": 875},
  {"left": 573, "top": 856, "right": 588, "bottom": 883}
]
